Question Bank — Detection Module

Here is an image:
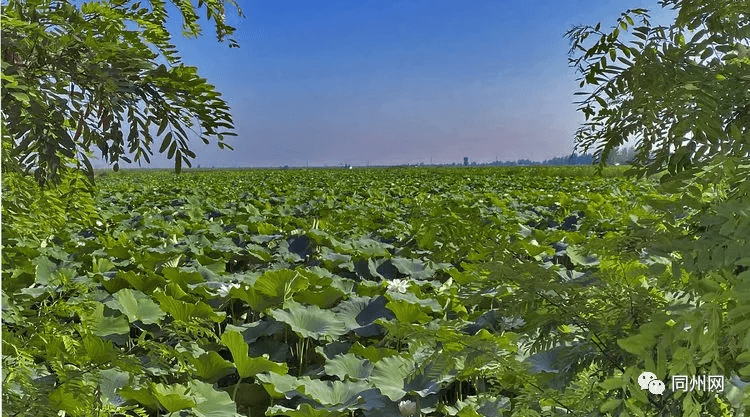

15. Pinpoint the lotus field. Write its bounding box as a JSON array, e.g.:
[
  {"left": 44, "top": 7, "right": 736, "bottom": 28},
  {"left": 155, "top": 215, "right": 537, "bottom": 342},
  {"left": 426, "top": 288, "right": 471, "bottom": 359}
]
[{"left": 3, "top": 166, "right": 746, "bottom": 416}]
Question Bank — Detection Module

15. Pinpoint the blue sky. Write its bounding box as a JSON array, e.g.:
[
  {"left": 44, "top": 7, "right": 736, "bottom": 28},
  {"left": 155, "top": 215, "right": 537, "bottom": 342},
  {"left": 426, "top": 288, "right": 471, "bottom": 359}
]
[{"left": 136, "top": 0, "right": 671, "bottom": 168}]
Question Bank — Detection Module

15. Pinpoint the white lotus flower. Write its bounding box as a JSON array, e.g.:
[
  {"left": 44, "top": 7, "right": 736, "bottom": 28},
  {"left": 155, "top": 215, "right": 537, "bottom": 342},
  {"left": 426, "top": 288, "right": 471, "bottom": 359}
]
[
  {"left": 387, "top": 279, "right": 409, "bottom": 294},
  {"left": 216, "top": 282, "right": 241, "bottom": 297},
  {"left": 398, "top": 400, "right": 417, "bottom": 416}
]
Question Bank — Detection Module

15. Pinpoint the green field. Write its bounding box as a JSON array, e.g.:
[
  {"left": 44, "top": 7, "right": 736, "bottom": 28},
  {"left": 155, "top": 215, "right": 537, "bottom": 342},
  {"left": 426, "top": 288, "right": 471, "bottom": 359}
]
[{"left": 3, "top": 166, "right": 746, "bottom": 416}]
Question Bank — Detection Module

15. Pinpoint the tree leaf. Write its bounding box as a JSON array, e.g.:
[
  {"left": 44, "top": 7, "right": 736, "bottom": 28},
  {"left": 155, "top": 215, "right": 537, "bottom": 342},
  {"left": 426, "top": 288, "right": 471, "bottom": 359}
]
[{"left": 157, "top": 117, "right": 169, "bottom": 136}]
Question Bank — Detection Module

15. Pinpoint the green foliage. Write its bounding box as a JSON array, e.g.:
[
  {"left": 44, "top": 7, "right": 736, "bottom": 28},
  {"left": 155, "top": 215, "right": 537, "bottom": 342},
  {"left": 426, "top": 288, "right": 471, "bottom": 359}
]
[
  {"left": 270, "top": 301, "right": 349, "bottom": 341},
  {"left": 5, "top": 166, "right": 746, "bottom": 416},
  {"left": 567, "top": 0, "right": 750, "bottom": 176},
  {"left": 109, "top": 288, "right": 166, "bottom": 324},
  {"left": 1, "top": 0, "right": 241, "bottom": 184},
  {"left": 3, "top": 1, "right": 748, "bottom": 416},
  {"left": 1, "top": 168, "right": 99, "bottom": 243},
  {"left": 221, "top": 330, "right": 288, "bottom": 378},
  {"left": 566, "top": 0, "right": 750, "bottom": 415}
]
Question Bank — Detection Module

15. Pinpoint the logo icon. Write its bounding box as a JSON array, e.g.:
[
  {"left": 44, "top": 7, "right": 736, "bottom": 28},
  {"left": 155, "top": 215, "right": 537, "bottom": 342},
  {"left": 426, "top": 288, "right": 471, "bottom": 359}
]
[{"left": 638, "top": 371, "right": 665, "bottom": 395}]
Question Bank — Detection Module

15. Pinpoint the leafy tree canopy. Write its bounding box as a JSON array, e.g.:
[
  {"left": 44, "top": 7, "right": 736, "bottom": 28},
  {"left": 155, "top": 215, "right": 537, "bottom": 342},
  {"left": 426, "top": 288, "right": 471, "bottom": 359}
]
[
  {"left": 568, "top": 2, "right": 750, "bottom": 414},
  {"left": 567, "top": 0, "right": 750, "bottom": 179},
  {"left": 1, "top": 0, "right": 242, "bottom": 184}
]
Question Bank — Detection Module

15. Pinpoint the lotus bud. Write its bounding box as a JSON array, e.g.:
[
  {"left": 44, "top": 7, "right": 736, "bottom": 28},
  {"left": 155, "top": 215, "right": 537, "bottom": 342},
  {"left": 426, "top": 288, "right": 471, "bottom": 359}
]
[{"left": 398, "top": 399, "right": 418, "bottom": 416}]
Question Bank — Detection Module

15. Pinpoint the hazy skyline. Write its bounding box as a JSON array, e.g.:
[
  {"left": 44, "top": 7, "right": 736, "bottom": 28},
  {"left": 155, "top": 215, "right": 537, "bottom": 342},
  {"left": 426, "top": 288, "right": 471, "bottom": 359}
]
[{"left": 115, "top": 0, "right": 671, "bottom": 168}]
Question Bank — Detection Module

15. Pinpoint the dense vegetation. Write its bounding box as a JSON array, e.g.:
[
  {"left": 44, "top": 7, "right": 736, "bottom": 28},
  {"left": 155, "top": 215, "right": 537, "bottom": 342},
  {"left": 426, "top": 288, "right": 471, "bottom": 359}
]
[
  {"left": 2, "top": 0, "right": 749, "bottom": 415},
  {"left": 1, "top": 0, "right": 240, "bottom": 184},
  {"left": 3, "top": 166, "right": 748, "bottom": 416}
]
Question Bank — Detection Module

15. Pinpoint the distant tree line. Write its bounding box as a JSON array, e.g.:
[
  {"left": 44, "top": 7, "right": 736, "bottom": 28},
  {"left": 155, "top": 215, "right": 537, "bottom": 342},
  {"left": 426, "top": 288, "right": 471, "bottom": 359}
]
[{"left": 461, "top": 146, "right": 636, "bottom": 167}]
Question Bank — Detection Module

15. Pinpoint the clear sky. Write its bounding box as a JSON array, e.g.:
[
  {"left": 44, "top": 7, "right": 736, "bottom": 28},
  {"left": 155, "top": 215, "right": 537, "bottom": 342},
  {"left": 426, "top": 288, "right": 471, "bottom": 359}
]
[{"left": 130, "top": 0, "right": 671, "bottom": 168}]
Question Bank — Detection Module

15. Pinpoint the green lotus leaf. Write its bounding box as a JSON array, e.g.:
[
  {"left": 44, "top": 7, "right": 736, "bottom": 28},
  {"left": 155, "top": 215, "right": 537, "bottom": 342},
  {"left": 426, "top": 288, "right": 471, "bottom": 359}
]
[
  {"left": 334, "top": 295, "right": 395, "bottom": 336},
  {"left": 224, "top": 320, "right": 286, "bottom": 344},
  {"left": 108, "top": 288, "right": 166, "bottom": 324},
  {"left": 315, "top": 341, "right": 352, "bottom": 360},
  {"left": 98, "top": 368, "right": 129, "bottom": 406},
  {"left": 386, "top": 300, "right": 431, "bottom": 323},
  {"left": 210, "top": 236, "right": 243, "bottom": 253},
  {"left": 230, "top": 286, "right": 277, "bottom": 312},
  {"left": 332, "top": 296, "right": 372, "bottom": 331},
  {"left": 153, "top": 291, "right": 225, "bottom": 323},
  {"left": 92, "top": 257, "right": 116, "bottom": 274},
  {"left": 80, "top": 302, "right": 130, "bottom": 337},
  {"left": 294, "top": 285, "right": 345, "bottom": 308},
  {"left": 386, "top": 291, "right": 441, "bottom": 312},
  {"left": 329, "top": 275, "right": 356, "bottom": 294},
  {"left": 265, "top": 403, "right": 347, "bottom": 417},
  {"left": 197, "top": 262, "right": 226, "bottom": 280},
  {"left": 162, "top": 267, "right": 205, "bottom": 288},
  {"left": 254, "top": 269, "right": 309, "bottom": 299},
  {"left": 450, "top": 395, "right": 510, "bottom": 417},
  {"left": 390, "top": 257, "right": 444, "bottom": 280},
  {"left": 250, "top": 222, "right": 279, "bottom": 235},
  {"left": 368, "top": 258, "right": 399, "bottom": 280},
  {"left": 33, "top": 256, "right": 56, "bottom": 285},
  {"left": 359, "top": 400, "right": 403, "bottom": 417},
  {"left": 221, "top": 330, "right": 288, "bottom": 378},
  {"left": 350, "top": 237, "right": 392, "bottom": 258},
  {"left": 188, "top": 380, "right": 242, "bottom": 417},
  {"left": 296, "top": 378, "right": 371, "bottom": 406},
  {"left": 118, "top": 386, "right": 160, "bottom": 410},
  {"left": 269, "top": 301, "right": 348, "bottom": 340},
  {"left": 566, "top": 245, "right": 599, "bottom": 267},
  {"left": 118, "top": 270, "right": 166, "bottom": 293},
  {"left": 189, "top": 351, "right": 234, "bottom": 383},
  {"left": 369, "top": 355, "right": 415, "bottom": 401},
  {"left": 324, "top": 353, "right": 373, "bottom": 381},
  {"left": 321, "top": 250, "right": 354, "bottom": 270},
  {"left": 255, "top": 372, "right": 305, "bottom": 399},
  {"left": 153, "top": 383, "right": 196, "bottom": 412},
  {"left": 348, "top": 342, "right": 398, "bottom": 363}
]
